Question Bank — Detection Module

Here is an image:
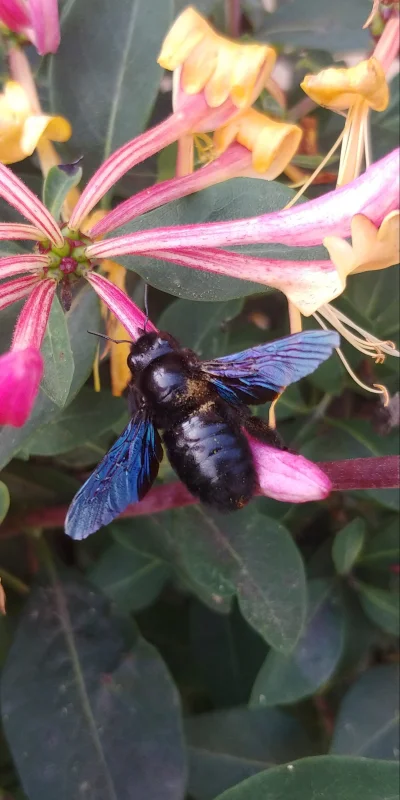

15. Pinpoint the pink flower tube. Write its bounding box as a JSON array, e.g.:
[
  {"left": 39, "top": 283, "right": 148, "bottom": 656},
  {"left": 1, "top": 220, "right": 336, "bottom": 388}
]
[
  {"left": 0, "top": 278, "right": 56, "bottom": 427},
  {"left": 0, "top": 0, "right": 60, "bottom": 54},
  {"left": 90, "top": 148, "right": 399, "bottom": 254}
]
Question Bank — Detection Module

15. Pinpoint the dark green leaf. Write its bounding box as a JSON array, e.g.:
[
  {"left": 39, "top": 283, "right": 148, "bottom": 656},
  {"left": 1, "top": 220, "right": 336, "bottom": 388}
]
[
  {"left": 1, "top": 569, "right": 186, "bottom": 800},
  {"left": 0, "top": 286, "right": 101, "bottom": 470},
  {"left": 250, "top": 579, "right": 345, "bottom": 706},
  {"left": 40, "top": 294, "right": 75, "bottom": 409},
  {"left": 190, "top": 602, "right": 267, "bottom": 707},
  {"left": 118, "top": 180, "right": 326, "bottom": 301},
  {"left": 88, "top": 543, "right": 170, "bottom": 612},
  {"left": 213, "top": 756, "right": 399, "bottom": 800},
  {"left": 341, "top": 266, "right": 400, "bottom": 340},
  {"left": 175, "top": 507, "right": 307, "bottom": 653},
  {"left": 0, "top": 482, "right": 10, "bottom": 524},
  {"left": 256, "top": 0, "right": 370, "bottom": 50},
  {"left": 1, "top": 462, "right": 79, "bottom": 508},
  {"left": 186, "top": 706, "right": 315, "bottom": 800},
  {"left": 42, "top": 165, "right": 82, "bottom": 221},
  {"left": 332, "top": 518, "right": 366, "bottom": 575},
  {"left": 356, "top": 582, "right": 399, "bottom": 636},
  {"left": 157, "top": 297, "right": 243, "bottom": 358},
  {"left": 27, "top": 387, "right": 126, "bottom": 456},
  {"left": 359, "top": 519, "right": 400, "bottom": 570},
  {"left": 331, "top": 664, "right": 400, "bottom": 759},
  {"left": 50, "top": 0, "right": 173, "bottom": 181}
]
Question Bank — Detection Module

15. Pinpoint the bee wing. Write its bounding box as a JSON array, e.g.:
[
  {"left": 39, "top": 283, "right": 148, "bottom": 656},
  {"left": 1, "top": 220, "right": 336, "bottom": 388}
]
[
  {"left": 65, "top": 405, "right": 163, "bottom": 540},
  {"left": 202, "top": 330, "right": 340, "bottom": 405}
]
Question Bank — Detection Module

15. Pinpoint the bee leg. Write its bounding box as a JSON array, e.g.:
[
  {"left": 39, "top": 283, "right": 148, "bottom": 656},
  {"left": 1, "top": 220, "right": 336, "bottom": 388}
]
[{"left": 244, "top": 415, "right": 288, "bottom": 451}]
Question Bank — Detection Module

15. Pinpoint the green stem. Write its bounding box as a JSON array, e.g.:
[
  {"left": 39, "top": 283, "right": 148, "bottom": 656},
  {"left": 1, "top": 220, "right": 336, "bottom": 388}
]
[{"left": 0, "top": 567, "right": 29, "bottom": 595}]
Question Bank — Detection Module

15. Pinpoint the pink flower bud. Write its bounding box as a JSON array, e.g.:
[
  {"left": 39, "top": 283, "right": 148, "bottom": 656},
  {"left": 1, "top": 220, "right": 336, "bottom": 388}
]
[{"left": 0, "top": 346, "right": 43, "bottom": 427}]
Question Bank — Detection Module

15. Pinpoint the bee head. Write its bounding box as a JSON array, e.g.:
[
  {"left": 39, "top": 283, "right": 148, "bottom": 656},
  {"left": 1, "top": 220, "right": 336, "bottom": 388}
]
[{"left": 127, "top": 330, "right": 180, "bottom": 374}]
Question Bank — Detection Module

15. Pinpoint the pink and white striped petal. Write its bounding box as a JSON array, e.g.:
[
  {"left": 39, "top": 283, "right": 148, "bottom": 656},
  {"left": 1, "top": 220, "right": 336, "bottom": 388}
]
[
  {"left": 0, "top": 253, "right": 49, "bottom": 280},
  {"left": 85, "top": 272, "right": 157, "bottom": 341},
  {"left": 69, "top": 99, "right": 207, "bottom": 231},
  {"left": 0, "top": 223, "right": 46, "bottom": 241},
  {"left": 0, "top": 274, "right": 40, "bottom": 310},
  {"left": 89, "top": 143, "right": 252, "bottom": 237},
  {"left": 247, "top": 433, "right": 332, "bottom": 502},
  {"left": 0, "top": 163, "right": 63, "bottom": 245},
  {"left": 12, "top": 277, "right": 57, "bottom": 351},
  {"left": 29, "top": 0, "right": 60, "bottom": 54},
  {"left": 88, "top": 147, "right": 399, "bottom": 253}
]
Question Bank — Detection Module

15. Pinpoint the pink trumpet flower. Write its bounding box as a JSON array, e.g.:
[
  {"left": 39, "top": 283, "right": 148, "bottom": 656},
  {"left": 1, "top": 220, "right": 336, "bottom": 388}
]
[
  {"left": 0, "top": 278, "right": 56, "bottom": 426},
  {"left": 0, "top": 0, "right": 60, "bottom": 55},
  {"left": 86, "top": 147, "right": 400, "bottom": 254}
]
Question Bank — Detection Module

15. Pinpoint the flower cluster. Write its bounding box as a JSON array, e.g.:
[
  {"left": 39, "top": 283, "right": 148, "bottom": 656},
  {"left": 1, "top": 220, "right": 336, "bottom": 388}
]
[{"left": 0, "top": 4, "right": 399, "bottom": 508}]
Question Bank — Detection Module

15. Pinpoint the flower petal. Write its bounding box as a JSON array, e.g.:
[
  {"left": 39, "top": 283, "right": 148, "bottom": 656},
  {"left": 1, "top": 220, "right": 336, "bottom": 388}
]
[
  {"left": 93, "top": 147, "right": 398, "bottom": 252},
  {"left": 246, "top": 433, "right": 332, "bottom": 502},
  {"left": 0, "top": 162, "right": 63, "bottom": 244},
  {"left": 0, "top": 253, "right": 49, "bottom": 279},
  {"left": 12, "top": 278, "right": 57, "bottom": 351},
  {"left": 89, "top": 143, "right": 252, "bottom": 237},
  {"left": 0, "top": 346, "right": 43, "bottom": 427},
  {"left": 0, "top": 274, "right": 40, "bottom": 310},
  {"left": 85, "top": 272, "right": 157, "bottom": 341},
  {"left": 0, "top": 222, "right": 46, "bottom": 241},
  {"left": 68, "top": 106, "right": 201, "bottom": 230},
  {"left": 20, "top": 114, "right": 72, "bottom": 157},
  {"left": 301, "top": 58, "right": 389, "bottom": 112},
  {"left": 28, "top": 0, "right": 60, "bottom": 54},
  {"left": 0, "top": 0, "right": 30, "bottom": 32}
]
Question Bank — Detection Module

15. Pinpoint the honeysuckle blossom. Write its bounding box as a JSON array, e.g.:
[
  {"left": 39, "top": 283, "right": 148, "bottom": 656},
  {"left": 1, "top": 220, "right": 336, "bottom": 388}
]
[
  {"left": 85, "top": 148, "right": 400, "bottom": 398},
  {"left": 67, "top": 6, "right": 277, "bottom": 230},
  {"left": 301, "top": 12, "right": 399, "bottom": 186},
  {"left": 90, "top": 110, "right": 302, "bottom": 238},
  {"left": 0, "top": 0, "right": 60, "bottom": 54},
  {"left": 0, "top": 80, "right": 71, "bottom": 164}
]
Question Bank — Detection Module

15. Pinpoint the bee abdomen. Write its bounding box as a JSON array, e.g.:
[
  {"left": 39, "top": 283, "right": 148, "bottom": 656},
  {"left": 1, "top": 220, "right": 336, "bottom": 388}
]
[{"left": 163, "top": 406, "right": 256, "bottom": 511}]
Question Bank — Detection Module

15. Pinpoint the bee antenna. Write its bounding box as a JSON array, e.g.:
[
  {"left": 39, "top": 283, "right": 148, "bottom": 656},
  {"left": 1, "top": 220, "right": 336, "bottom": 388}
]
[
  {"left": 87, "top": 330, "right": 132, "bottom": 345},
  {"left": 143, "top": 283, "right": 149, "bottom": 333}
]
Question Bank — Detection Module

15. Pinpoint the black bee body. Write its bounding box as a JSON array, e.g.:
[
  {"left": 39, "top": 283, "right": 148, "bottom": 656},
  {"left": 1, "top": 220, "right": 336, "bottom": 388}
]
[{"left": 128, "top": 331, "right": 256, "bottom": 510}]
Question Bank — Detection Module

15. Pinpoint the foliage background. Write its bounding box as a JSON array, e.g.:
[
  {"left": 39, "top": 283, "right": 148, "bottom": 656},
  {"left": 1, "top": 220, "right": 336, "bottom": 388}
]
[{"left": 0, "top": 1, "right": 399, "bottom": 798}]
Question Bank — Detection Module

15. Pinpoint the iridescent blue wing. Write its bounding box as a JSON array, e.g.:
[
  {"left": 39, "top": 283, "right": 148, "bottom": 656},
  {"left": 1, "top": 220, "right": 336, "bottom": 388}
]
[
  {"left": 65, "top": 405, "right": 162, "bottom": 540},
  {"left": 202, "top": 330, "right": 340, "bottom": 405}
]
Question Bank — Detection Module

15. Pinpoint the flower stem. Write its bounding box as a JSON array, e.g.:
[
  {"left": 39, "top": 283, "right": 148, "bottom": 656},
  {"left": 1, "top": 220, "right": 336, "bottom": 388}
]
[
  {"left": 225, "top": 0, "right": 241, "bottom": 37},
  {"left": 0, "top": 566, "right": 29, "bottom": 595}
]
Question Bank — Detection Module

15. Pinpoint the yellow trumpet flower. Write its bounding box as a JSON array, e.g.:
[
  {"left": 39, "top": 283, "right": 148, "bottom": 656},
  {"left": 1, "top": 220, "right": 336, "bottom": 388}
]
[
  {"left": 0, "top": 81, "right": 71, "bottom": 165},
  {"left": 159, "top": 6, "right": 276, "bottom": 113},
  {"left": 213, "top": 106, "right": 302, "bottom": 177},
  {"left": 301, "top": 57, "right": 389, "bottom": 186},
  {"left": 324, "top": 211, "right": 400, "bottom": 276}
]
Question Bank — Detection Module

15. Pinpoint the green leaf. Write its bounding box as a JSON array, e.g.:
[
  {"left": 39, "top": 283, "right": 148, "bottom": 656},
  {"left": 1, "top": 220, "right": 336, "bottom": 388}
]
[
  {"left": 356, "top": 582, "right": 400, "bottom": 636},
  {"left": 185, "top": 706, "right": 316, "bottom": 800},
  {"left": 331, "top": 664, "right": 400, "bottom": 760},
  {"left": 250, "top": 579, "right": 345, "bottom": 706},
  {"left": 332, "top": 518, "right": 366, "bottom": 576},
  {"left": 88, "top": 543, "right": 170, "bottom": 612},
  {"left": 0, "top": 482, "right": 10, "bottom": 524},
  {"left": 190, "top": 602, "right": 267, "bottom": 707},
  {"left": 40, "top": 294, "right": 75, "bottom": 409},
  {"left": 1, "top": 569, "right": 186, "bottom": 800},
  {"left": 0, "top": 286, "right": 101, "bottom": 469},
  {"left": 26, "top": 387, "right": 127, "bottom": 456},
  {"left": 118, "top": 179, "right": 326, "bottom": 301},
  {"left": 42, "top": 164, "right": 82, "bottom": 221},
  {"left": 157, "top": 297, "right": 244, "bottom": 358},
  {"left": 359, "top": 519, "right": 400, "bottom": 570},
  {"left": 341, "top": 266, "right": 400, "bottom": 341},
  {"left": 256, "top": 0, "right": 370, "bottom": 50},
  {"left": 1, "top": 462, "right": 79, "bottom": 509},
  {"left": 213, "top": 756, "right": 399, "bottom": 800},
  {"left": 113, "top": 506, "right": 307, "bottom": 652},
  {"left": 176, "top": 506, "right": 307, "bottom": 653},
  {"left": 50, "top": 0, "right": 173, "bottom": 182}
]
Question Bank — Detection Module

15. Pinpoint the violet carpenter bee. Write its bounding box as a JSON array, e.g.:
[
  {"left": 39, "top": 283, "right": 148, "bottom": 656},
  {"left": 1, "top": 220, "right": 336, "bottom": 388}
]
[{"left": 65, "top": 328, "right": 339, "bottom": 540}]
